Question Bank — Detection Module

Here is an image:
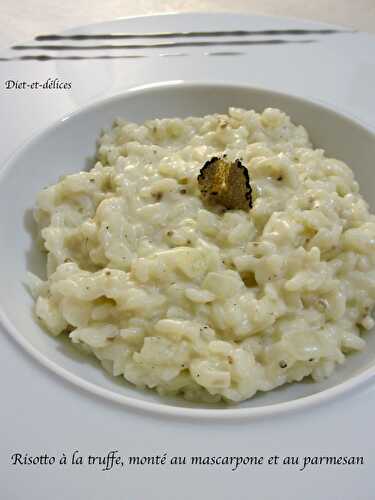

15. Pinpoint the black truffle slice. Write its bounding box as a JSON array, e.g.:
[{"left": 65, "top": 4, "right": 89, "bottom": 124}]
[{"left": 197, "top": 157, "right": 252, "bottom": 211}]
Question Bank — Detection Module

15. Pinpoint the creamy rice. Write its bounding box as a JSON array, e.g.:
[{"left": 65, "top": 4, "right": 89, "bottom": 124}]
[{"left": 30, "top": 107, "right": 375, "bottom": 403}]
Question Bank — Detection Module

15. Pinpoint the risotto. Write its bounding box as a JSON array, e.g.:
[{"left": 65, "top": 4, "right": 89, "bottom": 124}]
[{"left": 29, "top": 107, "right": 375, "bottom": 403}]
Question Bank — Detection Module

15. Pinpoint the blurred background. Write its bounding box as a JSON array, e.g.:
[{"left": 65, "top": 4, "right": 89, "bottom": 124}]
[{"left": 1, "top": 0, "right": 375, "bottom": 48}]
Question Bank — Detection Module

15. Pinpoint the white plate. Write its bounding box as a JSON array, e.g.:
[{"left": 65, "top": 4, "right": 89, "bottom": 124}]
[
  {"left": 2, "top": 80, "right": 375, "bottom": 420},
  {"left": 1, "top": 13, "right": 375, "bottom": 499}
]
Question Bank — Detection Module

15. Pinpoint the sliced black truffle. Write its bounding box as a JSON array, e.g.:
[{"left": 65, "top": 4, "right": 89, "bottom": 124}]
[{"left": 197, "top": 157, "right": 252, "bottom": 211}]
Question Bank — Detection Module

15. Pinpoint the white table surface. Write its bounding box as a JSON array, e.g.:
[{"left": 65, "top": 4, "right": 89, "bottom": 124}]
[
  {"left": 1, "top": 0, "right": 375, "bottom": 49},
  {"left": 2, "top": 5, "right": 375, "bottom": 500}
]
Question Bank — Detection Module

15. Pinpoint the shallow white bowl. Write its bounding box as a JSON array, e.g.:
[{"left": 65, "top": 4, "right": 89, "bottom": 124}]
[{"left": 1, "top": 81, "right": 375, "bottom": 420}]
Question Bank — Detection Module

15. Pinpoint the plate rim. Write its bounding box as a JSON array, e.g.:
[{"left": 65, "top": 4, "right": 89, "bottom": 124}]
[
  {"left": 1, "top": 10, "right": 367, "bottom": 55},
  {"left": 59, "top": 10, "right": 354, "bottom": 35}
]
